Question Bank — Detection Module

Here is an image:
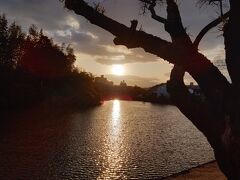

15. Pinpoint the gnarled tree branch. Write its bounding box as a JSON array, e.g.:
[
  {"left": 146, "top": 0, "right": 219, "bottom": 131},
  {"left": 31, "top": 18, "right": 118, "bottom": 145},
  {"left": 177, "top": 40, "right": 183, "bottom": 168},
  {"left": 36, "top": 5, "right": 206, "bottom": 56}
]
[
  {"left": 61, "top": 0, "right": 240, "bottom": 178},
  {"left": 139, "top": 0, "right": 167, "bottom": 24},
  {"left": 165, "top": 0, "right": 188, "bottom": 39},
  {"left": 167, "top": 65, "right": 223, "bottom": 146},
  {"left": 63, "top": 0, "right": 176, "bottom": 61},
  {"left": 149, "top": 1, "right": 167, "bottom": 24},
  {"left": 62, "top": 0, "right": 231, "bottom": 106},
  {"left": 194, "top": 11, "right": 230, "bottom": 48},
  {"left": 163, "top": 1, "right": 222, "bottom": 138}
]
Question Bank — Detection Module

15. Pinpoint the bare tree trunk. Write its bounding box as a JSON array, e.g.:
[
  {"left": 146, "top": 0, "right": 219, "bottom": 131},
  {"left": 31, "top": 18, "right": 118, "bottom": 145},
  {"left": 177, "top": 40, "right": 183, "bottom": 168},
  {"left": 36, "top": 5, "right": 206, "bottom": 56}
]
[
  {"left": 166, "top": 66, "right": 240, "bottom": 179},
  {"left": 61, "top": 0, "right": 240, "bottom": 179}
]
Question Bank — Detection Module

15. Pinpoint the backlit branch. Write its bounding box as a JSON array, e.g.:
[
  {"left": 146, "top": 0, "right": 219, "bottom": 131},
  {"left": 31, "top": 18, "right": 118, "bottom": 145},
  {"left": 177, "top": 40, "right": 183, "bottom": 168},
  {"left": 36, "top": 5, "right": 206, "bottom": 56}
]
[
  {"left": 62, "top": 0, "right": 231, "bottom": 104},
  {"left": 167, "top": 65, "right": 221, "bottom": 144},
  {"left": 138, "top": 0, "right": 167, "bottom": 24},
  {"left": 165, "top": 0, "right": 192, "bottom": 45},
  {"left": 194, "top": 11, "right": 230, "bottom": 48},
  {"left": 148, "top": 1, "right": 167, "bottom": 24},
  {"left": 63, "top": 0, "right": 175, "bottom": 60}
]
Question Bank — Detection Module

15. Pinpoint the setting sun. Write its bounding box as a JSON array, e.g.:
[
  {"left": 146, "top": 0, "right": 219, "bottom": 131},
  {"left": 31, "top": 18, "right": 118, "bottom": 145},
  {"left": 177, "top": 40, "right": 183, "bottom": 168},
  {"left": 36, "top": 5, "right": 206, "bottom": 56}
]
[
  {"left": 1, "top": 0, "right": 238, "bottom": 179},
  {"left": 111, "top": 65, "right": 125, "bottom": 76}
]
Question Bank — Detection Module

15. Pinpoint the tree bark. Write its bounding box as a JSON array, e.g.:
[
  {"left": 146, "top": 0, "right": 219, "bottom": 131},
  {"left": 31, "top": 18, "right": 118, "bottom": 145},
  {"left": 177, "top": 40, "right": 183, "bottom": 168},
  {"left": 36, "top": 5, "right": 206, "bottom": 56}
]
[
  {"left": 61, "top": 0, "right": 240, "bottom": 179},
  {"left": 224, "top": 1, "right": 240, "bottom": 86},
  {"left": 63, "top": 0, "right": 230, "bottom": 103}
]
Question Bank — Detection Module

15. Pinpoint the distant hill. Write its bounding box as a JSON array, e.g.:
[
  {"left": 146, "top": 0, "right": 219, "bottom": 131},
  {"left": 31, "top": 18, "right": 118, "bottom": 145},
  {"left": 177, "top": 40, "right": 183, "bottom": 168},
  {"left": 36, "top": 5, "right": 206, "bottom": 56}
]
[{"left": 105, "top": 74, "right": 161, "bottom": 88}]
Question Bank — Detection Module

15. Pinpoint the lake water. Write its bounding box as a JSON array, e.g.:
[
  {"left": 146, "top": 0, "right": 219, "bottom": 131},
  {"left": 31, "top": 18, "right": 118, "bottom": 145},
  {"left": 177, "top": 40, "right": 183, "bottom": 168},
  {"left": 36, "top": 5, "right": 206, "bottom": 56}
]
[{"left": 0, "top": 100, "right": 214, "bottom": 179}]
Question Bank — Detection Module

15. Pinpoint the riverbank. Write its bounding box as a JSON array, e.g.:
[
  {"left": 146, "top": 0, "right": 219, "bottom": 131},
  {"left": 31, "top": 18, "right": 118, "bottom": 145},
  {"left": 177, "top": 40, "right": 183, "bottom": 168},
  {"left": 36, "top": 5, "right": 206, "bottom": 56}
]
[{"left": 166, "top": 161, "right": 226, "bottom": 180}]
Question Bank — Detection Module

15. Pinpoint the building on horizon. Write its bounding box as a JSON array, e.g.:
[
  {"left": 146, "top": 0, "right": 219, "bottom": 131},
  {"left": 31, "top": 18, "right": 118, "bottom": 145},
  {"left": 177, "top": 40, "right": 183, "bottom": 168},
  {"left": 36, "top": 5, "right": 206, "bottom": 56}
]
[{"left": 147, "top": 82, "right": 202, "bottom": 99}]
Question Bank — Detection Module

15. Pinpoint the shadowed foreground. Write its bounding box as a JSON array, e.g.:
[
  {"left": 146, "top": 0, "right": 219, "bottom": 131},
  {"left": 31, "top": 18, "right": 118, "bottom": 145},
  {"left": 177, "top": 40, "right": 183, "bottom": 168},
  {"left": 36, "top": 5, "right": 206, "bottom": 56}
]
[{"left": 167, "top": 162, "right": 226, "bottom": 180}]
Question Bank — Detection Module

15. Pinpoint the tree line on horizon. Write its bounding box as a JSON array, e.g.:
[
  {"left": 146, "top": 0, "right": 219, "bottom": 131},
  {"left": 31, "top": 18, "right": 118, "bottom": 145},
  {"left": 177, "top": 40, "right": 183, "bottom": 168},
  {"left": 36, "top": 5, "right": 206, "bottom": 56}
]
[
  {"left": 0, "top": 14, "right": 100, "bottom": 110},
  {"left": 0, "top": 14, "right": 149, "bottom": 111}
]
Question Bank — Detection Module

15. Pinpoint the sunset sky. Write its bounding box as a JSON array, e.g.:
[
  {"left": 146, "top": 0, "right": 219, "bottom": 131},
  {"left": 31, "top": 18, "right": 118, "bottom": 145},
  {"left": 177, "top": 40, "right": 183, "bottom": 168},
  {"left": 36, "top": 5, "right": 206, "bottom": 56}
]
[{"left": 0, "top": 0, "right": 229, "bottom": 87}]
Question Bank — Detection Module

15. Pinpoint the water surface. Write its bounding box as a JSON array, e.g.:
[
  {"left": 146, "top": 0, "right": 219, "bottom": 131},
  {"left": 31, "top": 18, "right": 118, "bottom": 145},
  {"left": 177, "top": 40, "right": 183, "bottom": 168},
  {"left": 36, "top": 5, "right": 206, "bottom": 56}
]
[{"left": 0, "top": 100, "right": 214, "bottom": 179}]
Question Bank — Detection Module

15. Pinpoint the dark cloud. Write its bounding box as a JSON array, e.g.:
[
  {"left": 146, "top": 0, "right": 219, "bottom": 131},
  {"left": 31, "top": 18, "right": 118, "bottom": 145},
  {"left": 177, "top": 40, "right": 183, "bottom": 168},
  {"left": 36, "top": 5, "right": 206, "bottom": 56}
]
[
  {"left": 0, "top": 0, "right": 227, "bottom": 66},
  {"left": 0, "top": 0, "right": 70, "bottom": 31},
  {"left": 0, "top": 0, "right": 118, "bottom": 64}
]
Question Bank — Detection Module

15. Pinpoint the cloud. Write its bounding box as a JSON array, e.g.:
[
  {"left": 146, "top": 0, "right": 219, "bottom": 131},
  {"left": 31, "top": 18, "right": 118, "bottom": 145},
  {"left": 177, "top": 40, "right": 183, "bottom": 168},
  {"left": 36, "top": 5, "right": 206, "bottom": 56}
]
[
  {"left": 0, "top": 0, "right": 71, "bottom": 31},
  {"left": 211, "top": 49, "right": 231, "bottom": 82},
  {"left": 53, "top": 28, "right": 160, "bottom": 65},
  {"left": 53, "top": 29, "right": 98, "bottom": 45},
  {"left": 101, "top": 45, "right": 133, "bottom": 55},
  {"left": 213, "top": 53, "right": 226, "bottom": 70},
  {"left": 52, "top": 30, "right": 158, "bottom": 65},
  {"left": 0, "top": 0, "right": 227, "bottom": 80},
  {"left": 94, "top": 48, "right": 159, "bottom": 65}
]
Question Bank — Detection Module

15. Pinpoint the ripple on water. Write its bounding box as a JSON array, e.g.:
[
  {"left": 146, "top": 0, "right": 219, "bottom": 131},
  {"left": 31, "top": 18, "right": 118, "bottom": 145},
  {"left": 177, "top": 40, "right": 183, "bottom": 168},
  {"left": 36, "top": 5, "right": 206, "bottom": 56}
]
[{"left": 0, "top": 100, "right": 214, "bottom": 179}]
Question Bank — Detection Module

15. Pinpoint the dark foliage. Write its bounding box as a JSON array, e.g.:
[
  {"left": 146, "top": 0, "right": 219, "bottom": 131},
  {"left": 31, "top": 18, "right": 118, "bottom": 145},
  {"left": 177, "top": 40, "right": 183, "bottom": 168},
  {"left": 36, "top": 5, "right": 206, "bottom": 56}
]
[{"left": 0, "top": 14, "right": 100, "bottom": 110}]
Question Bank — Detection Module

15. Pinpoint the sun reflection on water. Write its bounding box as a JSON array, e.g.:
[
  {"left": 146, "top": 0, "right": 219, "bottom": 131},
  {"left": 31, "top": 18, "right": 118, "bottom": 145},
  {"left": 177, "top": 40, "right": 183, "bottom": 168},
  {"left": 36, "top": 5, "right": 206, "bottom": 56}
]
[
  {"left": 112, "top": 99, "right": 120, "bottom": 136},
  {"left": 98, "top": 99, "right": 126, "bottom": 179}
]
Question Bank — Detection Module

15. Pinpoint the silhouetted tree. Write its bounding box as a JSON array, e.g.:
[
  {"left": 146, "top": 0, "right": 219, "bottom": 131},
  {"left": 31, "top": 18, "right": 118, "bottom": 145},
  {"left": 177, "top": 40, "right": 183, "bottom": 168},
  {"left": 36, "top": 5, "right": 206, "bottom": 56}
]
[
  {"left": 66, "top": 44, "right": 76, "bottom": 71},
  {"left": 0, "top": 15, "right": 25, "bottom": 70},
  {"left": 61, "top": 0, "right": 240, "bottom": 178},
  {"left": 120, "top": 80, "right": 127, "bottom": 87},
  {"left": 19, "top": 26, "right": 74, "bottom": 78},
  {"left": 0, "top": 14, "right": 8, "bottom": 68},
  {"left": 0, "top": 15, "right": 100, "bottom": 109},
  {"left": 7, "top": 22, "right": 25, "bottom": 69}
]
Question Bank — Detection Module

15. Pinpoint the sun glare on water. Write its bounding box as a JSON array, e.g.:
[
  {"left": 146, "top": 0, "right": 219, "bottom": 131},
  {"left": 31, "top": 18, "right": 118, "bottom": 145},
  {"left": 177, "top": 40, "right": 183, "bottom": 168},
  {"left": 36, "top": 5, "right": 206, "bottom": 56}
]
[{"left": 111, "top": 65, "right": 125, "bottom": 76}]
